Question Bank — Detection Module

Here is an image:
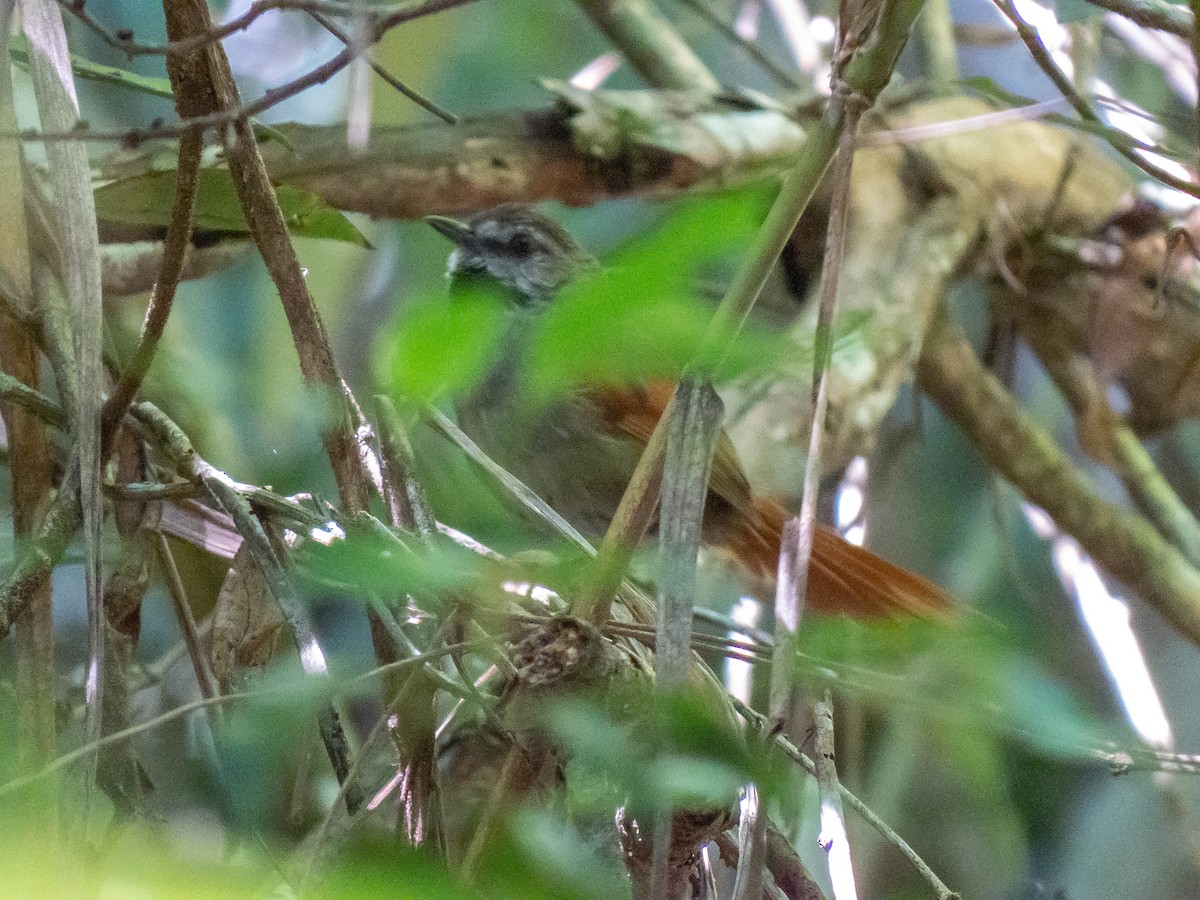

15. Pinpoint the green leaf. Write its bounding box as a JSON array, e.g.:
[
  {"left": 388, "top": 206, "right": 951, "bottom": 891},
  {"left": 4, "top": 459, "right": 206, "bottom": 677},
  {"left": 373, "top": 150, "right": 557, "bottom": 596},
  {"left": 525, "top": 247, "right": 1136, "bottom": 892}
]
[
  {"left": 93, "top": 168, "right": 371, "bottom": 246},
  {"left": 273, "top": 184, "right": 372, "bottom": 246},
  {"left": 302, "top": 523, "right": 486, "bottom": 598},
  {"left": 545, "top": 689, "right": 773, "bottom": 815},
  {"left": 522, "top": 188, "right": 788, "bottom": 403},
  {"left": 386, "top": 283, "right": 508, "bottom": 402},
  {"left": 9, "top": 38, "right": 174, "bottom": 100}
]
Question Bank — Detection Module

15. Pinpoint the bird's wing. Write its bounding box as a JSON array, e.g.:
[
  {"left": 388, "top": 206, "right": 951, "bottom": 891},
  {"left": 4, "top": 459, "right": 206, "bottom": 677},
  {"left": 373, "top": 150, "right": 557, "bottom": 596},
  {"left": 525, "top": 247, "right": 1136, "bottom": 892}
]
[{"left": 586, "top": 381, "right": 957, "bottom": 619}]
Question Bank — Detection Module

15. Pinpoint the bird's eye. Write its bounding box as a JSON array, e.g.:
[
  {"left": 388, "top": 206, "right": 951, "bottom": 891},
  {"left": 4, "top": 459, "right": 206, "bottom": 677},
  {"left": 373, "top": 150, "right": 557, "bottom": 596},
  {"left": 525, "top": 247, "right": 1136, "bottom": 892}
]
[{"left": 507, "top": 230, "right": 535, "bottom": 257}]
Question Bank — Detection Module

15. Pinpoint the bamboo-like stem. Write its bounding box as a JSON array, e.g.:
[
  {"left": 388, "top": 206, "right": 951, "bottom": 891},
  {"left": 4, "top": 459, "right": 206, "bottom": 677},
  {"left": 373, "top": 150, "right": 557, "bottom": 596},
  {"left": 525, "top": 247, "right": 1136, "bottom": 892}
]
[
  {"left": 576, "top": 0, "right": 720, "bottom": 91},
  {"left": 23, "top": 0, "right": 107, "bottom": 816},
  {"left": 0, "top": 29, "right": 56, "bottom": 777}
]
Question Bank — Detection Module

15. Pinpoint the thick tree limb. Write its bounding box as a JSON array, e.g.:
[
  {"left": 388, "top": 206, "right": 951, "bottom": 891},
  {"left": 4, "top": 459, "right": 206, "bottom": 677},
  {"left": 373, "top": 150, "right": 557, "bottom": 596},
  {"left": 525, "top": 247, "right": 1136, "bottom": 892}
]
[{"left": 259, "top": 92, "right": 808, "bottom": 219}]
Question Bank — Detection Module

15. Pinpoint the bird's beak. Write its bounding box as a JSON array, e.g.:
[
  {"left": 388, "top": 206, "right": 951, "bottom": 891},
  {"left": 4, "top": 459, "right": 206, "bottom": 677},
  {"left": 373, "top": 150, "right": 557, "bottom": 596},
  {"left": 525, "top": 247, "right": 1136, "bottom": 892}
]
[{"left": 424, "top": 214, "right": 474, "bottom": 247}]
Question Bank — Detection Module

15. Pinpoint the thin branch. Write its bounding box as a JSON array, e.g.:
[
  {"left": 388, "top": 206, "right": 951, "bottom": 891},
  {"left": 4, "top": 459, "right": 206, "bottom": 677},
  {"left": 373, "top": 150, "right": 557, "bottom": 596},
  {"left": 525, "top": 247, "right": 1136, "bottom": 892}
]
[
  {"left": 375, "top": 396, "right": 438, "bottom": 537},
  {"left": 0, "top": 371, "right": 68, "bottom": 430},
  {"left": 1083, "top": 0, "right": 1192, "bottom": 38},
  {"left": 994, "top": 0, "right": 1200, "bottom": 199},
  {"left": 918, "top": 0, "right": 959, "bottom": 81},
  {"left": 15, "top": 0, "right": 481, "bottom": 148},
  {"left": 733, "top": 696, "right": 959, "bottom": 900},
  {"left": 0, "top": 468, "right": 82, "bottom": 643},
  {"left": 131, "top": 402, "right": 364, "bottom": 812},
  {"left": 161, "top": 0, "right": 372, "bottom": 514},
  {"left": 1023, "top": 328, "right": 1200, "bottom": 569},
  {"left": 54, "top": 0, "right": 480, "bottom": 57},
  {"left": 154, "top": 533, "right": 221, "bottom": 704},
  {"left": 425, "top": 405, "right": 594, "bottom": 556},
  {"left": 101, "top": 127, "right": 203, "bottom": 450},
  {"left": 0, "top": 640, "right": 478, "bottom": 799},
  {"left": 813, "top": 692, "right": 857, "bottom": 899},
  {"left": 573, "top": 395, "right": 672, "bottom": 623},
  {"left": 770, "top": 94, "right": 865, "bottom": 722},
  {"left": 672, "top": 0, "right": 801, "bottom": 88},
  {"left": 305, "top": 10, "right": 457, "bottom": 123}
]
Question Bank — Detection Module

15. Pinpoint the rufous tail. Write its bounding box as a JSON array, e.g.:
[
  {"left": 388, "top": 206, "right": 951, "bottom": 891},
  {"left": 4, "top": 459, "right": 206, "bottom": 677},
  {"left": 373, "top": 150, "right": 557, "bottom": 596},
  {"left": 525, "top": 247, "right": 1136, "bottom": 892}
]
[{"left": 723, "top": 495, "right": 956, "bottom": 618}]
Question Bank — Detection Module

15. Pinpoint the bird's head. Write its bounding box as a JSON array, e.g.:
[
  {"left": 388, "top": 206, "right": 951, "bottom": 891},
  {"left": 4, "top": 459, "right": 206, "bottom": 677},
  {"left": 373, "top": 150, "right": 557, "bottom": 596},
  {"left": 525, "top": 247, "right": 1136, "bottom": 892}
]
[{"left": 425, "top": 204, "right": 594, "bottom": 305}]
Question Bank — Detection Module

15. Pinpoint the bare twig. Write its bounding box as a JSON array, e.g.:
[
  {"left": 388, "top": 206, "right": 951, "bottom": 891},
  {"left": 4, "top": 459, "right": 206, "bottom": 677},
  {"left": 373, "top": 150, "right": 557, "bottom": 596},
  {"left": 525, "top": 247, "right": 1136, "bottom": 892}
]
[
  {"left": 770, "top": 94, "right": 865, "bottom": 722},
  {"left": 1023, "top": 329, "right": 1200, "bottom": 569},
  {"left": 0, "top": 641, "right": 477, "bottom": 800},
  {"left": 0, "top": 371, "right": 68, "bottom": 429},
  {"left": 101, "top": 126, "right": 202, "bottom": 450},
  {"left": 55, "top": 0, "right": 481, "bottom": 57},
  {"left": 994, "top": 0, "right": 1200, "bottom": 198},
  {"left": 813, "top": 692, "right": 857, "bottom": 899},
  {"left": 154, "top": 533, "right": 221, "bottom": 704},
  {"left": 13, "top": 0, "right": 480, "bottom": 149},
  {"left": 425, "top": 405, "right": 595, "bottom": 555},
  {"left": 161, "top": 0, "right": 374, "bottom": 520},
  {"left": 729, "top": 783, "right": 769, "bottom": 900},
  {"left": 918, "top": 0, "right": 958, "bottom": 81},
  {"left": 733, "top": 697, "right": 959, "bottom": 900},
  {"left": 375, "top": 396, "right": 438, "bottom": 538},
  {"left": 305, "top": 10, "right": 457, "bottom": 123},
  {"left": 131, "top": 401, "right": 363, "bottom": 812},
  {"left": 0, "top": 469, "right": 82, "bottom": 643},
  {"left": 673, "top": 0, "right": 800, "bottom": 88},
  {"left": 1083, "top": 0, "right": 1192, "bottom": 38}
]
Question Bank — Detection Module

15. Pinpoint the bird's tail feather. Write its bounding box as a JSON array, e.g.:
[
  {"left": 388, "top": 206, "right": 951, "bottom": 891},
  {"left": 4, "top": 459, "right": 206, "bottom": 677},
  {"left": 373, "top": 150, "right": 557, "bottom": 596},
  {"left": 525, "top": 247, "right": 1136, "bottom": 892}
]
[{"left": 723, "top": 496, "right": 956, "bottom": 619}]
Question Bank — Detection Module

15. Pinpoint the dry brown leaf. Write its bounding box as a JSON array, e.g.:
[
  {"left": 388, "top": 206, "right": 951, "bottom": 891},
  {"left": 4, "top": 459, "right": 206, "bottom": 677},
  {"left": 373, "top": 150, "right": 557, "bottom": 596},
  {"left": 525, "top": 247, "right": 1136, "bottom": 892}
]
[{"left": 211, "top": 542, "right": 285, "bottom": 692}]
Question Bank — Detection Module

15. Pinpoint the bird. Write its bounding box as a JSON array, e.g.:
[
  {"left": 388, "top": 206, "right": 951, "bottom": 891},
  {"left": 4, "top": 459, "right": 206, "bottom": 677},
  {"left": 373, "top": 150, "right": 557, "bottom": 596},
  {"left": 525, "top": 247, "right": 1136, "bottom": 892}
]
[{"left": 426, "top": 203, "right": 955, "bottom": 618}]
